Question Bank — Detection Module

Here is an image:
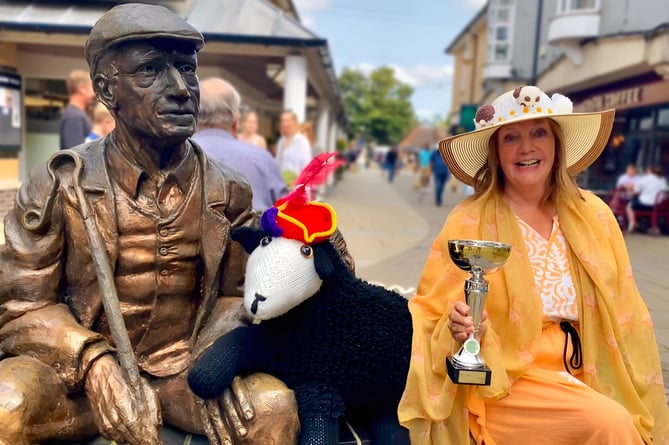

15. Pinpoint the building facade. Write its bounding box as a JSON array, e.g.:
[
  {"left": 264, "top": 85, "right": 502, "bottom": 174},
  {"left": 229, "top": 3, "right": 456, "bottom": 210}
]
[
  {"left": 539, "top": 0, "right": 669, "bottom": 190},
  {"left": 445, "top": 5, "right": 488, "bottom": 134},
  {"left": 446, "top": 0, "right": 544, "bottom": 133},
  {"left": 446, "top": 0, "right": 669, "bottom": 190}
]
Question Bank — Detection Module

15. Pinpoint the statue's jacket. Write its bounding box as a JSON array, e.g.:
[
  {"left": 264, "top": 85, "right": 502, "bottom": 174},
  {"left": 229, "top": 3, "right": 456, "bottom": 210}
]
[{"left": 0, "top": 137, "right": 256, "bottom": 393}]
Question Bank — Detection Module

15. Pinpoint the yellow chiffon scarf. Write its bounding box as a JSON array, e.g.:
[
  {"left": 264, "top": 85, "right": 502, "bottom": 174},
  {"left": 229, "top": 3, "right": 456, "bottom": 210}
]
[{"left": 398, "top": 190, "right": 669, "bottom": 445}]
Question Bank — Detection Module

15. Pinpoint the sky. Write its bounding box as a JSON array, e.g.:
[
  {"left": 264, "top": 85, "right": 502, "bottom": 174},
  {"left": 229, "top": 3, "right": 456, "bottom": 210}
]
[{"left": 292, "top": 0, "right": 487, "bottom": 122}]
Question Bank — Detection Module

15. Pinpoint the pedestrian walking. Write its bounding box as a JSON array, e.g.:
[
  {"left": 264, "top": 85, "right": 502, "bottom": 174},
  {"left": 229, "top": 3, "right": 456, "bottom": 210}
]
[
  {"left": 384, "top": 146, "right": 399, "bottom": 182},
  {"left": 430, "top": 146, "right": 450, "bottom": 206},
  {"left": 413, "top": 144, "right": 432, "bottom": 201},
  {"left": 59, "top": 69, "right": 95, "bottom": 149}
]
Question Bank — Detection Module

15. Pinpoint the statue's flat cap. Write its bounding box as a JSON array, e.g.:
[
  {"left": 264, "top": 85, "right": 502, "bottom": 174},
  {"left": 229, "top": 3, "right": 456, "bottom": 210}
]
[{"left": 85, "top": 3, "right": 204, "bottom": 68}]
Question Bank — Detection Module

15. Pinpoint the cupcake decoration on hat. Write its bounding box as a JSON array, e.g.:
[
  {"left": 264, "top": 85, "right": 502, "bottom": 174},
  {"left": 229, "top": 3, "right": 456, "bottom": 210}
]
[{"left": 474, "top": 85, "right": 574, "bottom": 129}]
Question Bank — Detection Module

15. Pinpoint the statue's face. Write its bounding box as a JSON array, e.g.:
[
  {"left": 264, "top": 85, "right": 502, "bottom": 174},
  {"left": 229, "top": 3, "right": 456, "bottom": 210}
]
[{"left": 109, "top": 40, "right": 200, "bottom": 146}]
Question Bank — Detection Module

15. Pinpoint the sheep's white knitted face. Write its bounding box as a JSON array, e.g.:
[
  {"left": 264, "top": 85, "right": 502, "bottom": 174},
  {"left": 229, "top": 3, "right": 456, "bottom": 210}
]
[{"left": 244, "top": 236, "right": 323, "bottom": 321}]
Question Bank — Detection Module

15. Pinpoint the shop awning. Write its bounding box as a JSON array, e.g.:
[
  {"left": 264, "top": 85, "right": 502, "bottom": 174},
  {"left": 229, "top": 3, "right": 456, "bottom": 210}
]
[{"left": 0, "top": 0, "right": 324, "bottom": 46}]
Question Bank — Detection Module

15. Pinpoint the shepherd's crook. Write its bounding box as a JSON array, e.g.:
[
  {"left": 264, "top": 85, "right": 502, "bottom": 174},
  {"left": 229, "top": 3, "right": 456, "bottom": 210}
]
[{"left": 28, "top": 150, "right": 148, "bottom": 418}]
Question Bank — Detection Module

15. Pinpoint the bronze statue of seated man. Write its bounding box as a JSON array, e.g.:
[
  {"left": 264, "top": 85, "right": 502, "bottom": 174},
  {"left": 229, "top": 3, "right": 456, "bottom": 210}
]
[{"left": 0, "top": 4, "right": 301, "bottom": 444}]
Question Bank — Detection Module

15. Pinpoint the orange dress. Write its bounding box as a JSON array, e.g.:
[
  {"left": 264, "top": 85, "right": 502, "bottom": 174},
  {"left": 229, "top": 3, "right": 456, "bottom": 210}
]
[{"left": 467, "top": 216, "right": 643, "bottom": 445}]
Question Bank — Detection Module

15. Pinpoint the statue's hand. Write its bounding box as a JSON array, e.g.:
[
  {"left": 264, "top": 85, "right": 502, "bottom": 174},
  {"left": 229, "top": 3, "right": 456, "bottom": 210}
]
[
  {"left": 85, "top": 354, "right": 163, "bottom": 445},
  {"left": 197, "top": 375, "right": 256, "bottom": 445}
]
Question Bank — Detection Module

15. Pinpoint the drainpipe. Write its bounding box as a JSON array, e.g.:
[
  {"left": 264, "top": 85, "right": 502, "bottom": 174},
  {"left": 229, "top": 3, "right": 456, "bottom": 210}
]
[
  {"left": 470, "top": 33, "right": 479, "bottom": 104},
  {"left": 531, "top": 0, "right": 544, "bottom": 85}
]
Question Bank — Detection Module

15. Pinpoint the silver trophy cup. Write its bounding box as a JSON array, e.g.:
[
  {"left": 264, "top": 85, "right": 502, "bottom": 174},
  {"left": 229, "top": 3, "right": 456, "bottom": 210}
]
[{"left": 446, "top": 239, "right": 511, "bottom": 386}]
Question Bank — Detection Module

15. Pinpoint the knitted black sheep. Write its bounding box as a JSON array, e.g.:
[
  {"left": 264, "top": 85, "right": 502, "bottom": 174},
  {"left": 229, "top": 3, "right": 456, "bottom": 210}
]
[{"left": 187, "top": 198, "right": 412, "bottom": 445}]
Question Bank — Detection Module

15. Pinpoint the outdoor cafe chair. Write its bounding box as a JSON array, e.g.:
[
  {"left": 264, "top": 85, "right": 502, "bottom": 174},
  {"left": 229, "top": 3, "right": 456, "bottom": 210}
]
[{"left": 631, "top": 189, "right": 669, "bottom": 236}]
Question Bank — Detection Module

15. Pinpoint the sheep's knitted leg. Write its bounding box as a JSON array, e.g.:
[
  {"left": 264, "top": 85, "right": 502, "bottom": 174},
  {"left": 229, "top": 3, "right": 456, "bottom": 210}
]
[
  {"left": 370, "top": 411, "right": 410, "bottom": 445},
  {"left": 294, "top": 383, "right": 345, "bottom": 445},
  {"left": 300, "top": 415, "right": 339, "bottom": 445}
]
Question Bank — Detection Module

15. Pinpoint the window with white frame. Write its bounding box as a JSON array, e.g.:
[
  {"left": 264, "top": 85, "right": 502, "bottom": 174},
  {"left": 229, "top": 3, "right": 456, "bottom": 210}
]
[
  {"left": 558, "top": 0, "right": 599, "bottom": 13},
  {"left": 488, "top": 0, "right": 514, "bottom": 63}
]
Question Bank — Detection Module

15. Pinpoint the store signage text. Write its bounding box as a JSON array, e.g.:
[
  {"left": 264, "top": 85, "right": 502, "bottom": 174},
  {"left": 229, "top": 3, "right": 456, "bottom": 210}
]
[{"left": 575, "top": 87, "right": 642, "bottom": 112}]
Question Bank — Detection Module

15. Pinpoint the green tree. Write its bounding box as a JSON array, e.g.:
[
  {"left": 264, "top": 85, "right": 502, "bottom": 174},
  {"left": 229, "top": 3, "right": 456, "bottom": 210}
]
[{"left": 338, "top": 66, "right": 416, "bottom": 145}]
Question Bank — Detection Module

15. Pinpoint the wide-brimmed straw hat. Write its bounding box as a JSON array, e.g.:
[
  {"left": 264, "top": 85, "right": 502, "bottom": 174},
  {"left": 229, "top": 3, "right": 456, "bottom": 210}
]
[{"left": 439, "top": 85, "right": 615, "bottom": 186}]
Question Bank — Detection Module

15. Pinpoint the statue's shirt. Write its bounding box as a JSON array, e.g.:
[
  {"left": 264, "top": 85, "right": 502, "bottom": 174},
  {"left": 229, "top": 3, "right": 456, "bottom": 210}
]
[{"left": 94, "top": 142, "right": 203, "bottom": 377}]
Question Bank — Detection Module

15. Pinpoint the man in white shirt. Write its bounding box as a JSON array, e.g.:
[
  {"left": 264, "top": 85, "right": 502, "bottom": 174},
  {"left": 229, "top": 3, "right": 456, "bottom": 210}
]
[
  {"left": 616, "top": 163, "right": 639, "bottom": 193},
  {"left": 275, "top": 110, "right": 312, "bottom": 188},
  {"left": 625, "top": 165, "right": 668, "bottom": 233}
]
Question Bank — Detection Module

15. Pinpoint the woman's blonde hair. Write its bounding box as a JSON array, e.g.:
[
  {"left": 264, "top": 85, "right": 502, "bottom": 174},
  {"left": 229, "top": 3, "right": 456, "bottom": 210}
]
[
  {"left": 92, "top": 102, "right": 113, "bottom": 124},
  {"left": 299, "top": 121, "right": 316, "bottom": 147},
  {"left": 241, "top": 110, "right": 258, "bottom": 125},
  {"left": 470, "top": 119, "right": 582, "bottom": 205}
]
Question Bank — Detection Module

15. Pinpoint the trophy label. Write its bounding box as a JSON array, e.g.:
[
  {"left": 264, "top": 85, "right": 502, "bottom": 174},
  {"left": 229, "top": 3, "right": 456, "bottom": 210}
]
[
  {"left": 446, "top": 357, "right": 492, "bottom": 386},
  {"left": 458, "top": 370, "right": 490, "bottom": 385}
]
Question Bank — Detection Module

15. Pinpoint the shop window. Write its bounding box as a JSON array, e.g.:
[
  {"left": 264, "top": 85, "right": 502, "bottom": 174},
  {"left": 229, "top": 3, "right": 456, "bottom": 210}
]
[
  {"left": 558, "top": 0, "right": 599, "bottom": 13},
  {"left": 0, "top": 71, "right": 22, "bottom": 152},
  {"left": 657, "top": 108, "right": 669, "bottom": 127},
  {"left": 496, "top": 8, "right": 510, "bottom": 23},
  {"left": 488, "top": 0, "right": 514, "bottom": 63},
  {"left": 494, "top": 44, "right": 510, "bottom": 61},
  {"left": 639, "top": 116, "right": 654, "bottom": 131},
  {"left": 658, "top": 131, "right": 669, "bottom": 169},
  {"left": 24, "top": 78, "right": 67, "bottom": 125}
]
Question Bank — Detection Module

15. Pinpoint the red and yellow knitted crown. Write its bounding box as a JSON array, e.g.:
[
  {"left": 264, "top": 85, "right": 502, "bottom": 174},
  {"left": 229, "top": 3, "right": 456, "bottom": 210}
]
[{"left": 260, "top": 153, "right": 342, "bottom": 244}]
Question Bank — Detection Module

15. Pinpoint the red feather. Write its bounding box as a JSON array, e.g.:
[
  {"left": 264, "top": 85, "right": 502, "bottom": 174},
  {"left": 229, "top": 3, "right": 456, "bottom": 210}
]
[{"left": 279, "top": 153, "right": 344, "bottom": 206}]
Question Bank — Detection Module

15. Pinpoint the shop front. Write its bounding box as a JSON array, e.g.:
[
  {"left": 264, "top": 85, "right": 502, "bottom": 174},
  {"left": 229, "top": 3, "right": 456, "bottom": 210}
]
[{"left": 571, "top": 74, "right": 669, "bottom": 191}]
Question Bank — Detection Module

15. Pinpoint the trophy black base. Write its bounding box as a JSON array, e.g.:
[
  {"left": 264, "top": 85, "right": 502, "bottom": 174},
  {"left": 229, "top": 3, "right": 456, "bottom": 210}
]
[{"left": 446, "top": 357, "right": 492, "bottom": 386}]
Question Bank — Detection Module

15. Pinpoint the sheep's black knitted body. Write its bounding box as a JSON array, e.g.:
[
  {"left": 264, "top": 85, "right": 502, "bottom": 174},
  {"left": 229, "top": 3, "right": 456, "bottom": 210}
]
[
  {"left": 188, "top": 241, "right": 412, "bottom": 444},
  {"left": 268, "top": 266, "right": 412, "bottom": 417}
]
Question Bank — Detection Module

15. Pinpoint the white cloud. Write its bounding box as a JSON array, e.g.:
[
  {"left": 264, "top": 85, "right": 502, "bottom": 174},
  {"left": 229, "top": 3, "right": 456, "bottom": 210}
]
[
  {"left": 351, "top": 62, "right": 375, "bottom": 76},
  {"left": 390, "top": 64, "right": 454, "bottom": 88},
  {"left": 465, "top": 0, "right": 487, "bottom": 9},
  {"left": 416, "top": 108, "right": 439, "bottom": 120},
  {"left": 293, "top": 0, "right": 333, "bottom": 28},
  {"left": 349, "top": 63, "right": 453, "bottom": 88}
]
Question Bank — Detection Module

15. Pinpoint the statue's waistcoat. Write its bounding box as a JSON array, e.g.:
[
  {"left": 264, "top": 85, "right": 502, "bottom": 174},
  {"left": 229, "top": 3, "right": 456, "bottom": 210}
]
[{"left": 94, "top": 160, "right": 203, "bottom": 377}]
